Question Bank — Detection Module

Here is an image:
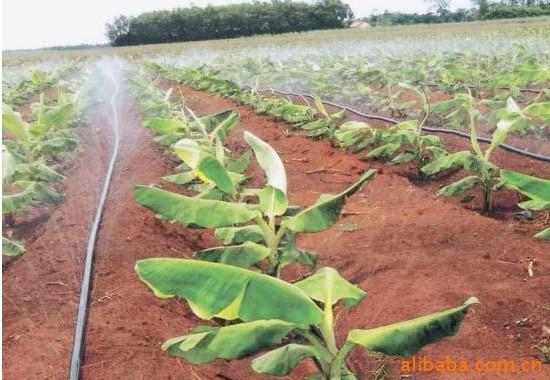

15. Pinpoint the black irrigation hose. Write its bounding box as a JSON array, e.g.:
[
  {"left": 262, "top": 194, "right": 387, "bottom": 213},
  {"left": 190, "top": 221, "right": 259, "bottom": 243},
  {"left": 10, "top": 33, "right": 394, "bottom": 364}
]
[
  {"left": 421, "top": 82, "right": 543, "bottom": 94},
  {"left": 247, "top": 86, "right": 550, "bottom": 163},
  {"left": 69, "top": 66, "right": 121, "bottom": 379}
]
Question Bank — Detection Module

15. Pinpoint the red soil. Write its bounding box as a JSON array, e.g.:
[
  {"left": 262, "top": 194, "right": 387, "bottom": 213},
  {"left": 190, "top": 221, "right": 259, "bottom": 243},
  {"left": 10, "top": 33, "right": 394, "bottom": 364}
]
[{"left": 3, "top": 80, "right": 549, "bottom": 380}]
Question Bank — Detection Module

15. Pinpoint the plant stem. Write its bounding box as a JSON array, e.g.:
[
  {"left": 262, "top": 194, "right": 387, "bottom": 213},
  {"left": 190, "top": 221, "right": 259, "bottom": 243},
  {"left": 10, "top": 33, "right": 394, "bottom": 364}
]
[
  {"left": 299, "top": 330, "right": 334, "bottom": 376},
  {"left": 329, "top": 341, "right": 355, "bottom": 380}
]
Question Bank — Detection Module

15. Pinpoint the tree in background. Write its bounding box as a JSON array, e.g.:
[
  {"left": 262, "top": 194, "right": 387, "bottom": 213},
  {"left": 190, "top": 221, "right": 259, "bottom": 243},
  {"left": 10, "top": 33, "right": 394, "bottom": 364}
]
[
  {"left": 105, "top": 0, "right": 353, "bottom": 47},
  {"left": 425, "top": 0, "right": 451, "bottom": 14}
]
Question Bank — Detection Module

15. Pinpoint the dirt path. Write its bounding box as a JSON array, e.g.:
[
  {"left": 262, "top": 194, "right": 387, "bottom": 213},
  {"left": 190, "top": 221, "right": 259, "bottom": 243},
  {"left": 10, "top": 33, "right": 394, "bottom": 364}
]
[
  {"left": 2, "top": 69, "right": 112, "bottom": 378},
  {"left": 79, "top": 82, "right": 549, "bottom": 380}
]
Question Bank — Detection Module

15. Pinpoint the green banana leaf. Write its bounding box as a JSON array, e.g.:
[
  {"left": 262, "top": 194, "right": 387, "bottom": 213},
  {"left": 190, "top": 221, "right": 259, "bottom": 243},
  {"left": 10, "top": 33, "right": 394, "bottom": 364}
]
[
  {"left": 244, "top": 131, "right": 287, "bottom": 194},
  {"left": 215, "top": 225, "right": 265, "bottom": 245},
  {"left": 501, "top": 170, "right": 550, "bottom": 203},
  {"left": 252, "top": 343, "right": 317, "bottom": 376},
  {"left": 136, "top": 258, "right": 323, "bottom": 323},
  {"left": 437, "top": 176, "right": 481, "bottom": 197},
  {"left": 535, "top": 227, "right": 550, "bottom": 240},
  {"left": 143, "top": 118, "right": 188, "bottom": 134},
  {"left": 346, "top": 297, "right": 479, "bottom": 356},
  {"left": 2, "top": 236, "right": 25, "bottom": 256},
  {"left": 163, "top": 320, "right": 296, "bottom": 364},
  {"left": 133, "top": 185, "right": 258, "bottom": 228},
  {"left": 295, "top": 267, "right": 365, "bottom": 308},
  {"left": 173, "top": 139, "right": 235, "bottom": 194},
  {"left": 194, "top": 242, "right": 271, "bottom": 267},
  {"left": 284, "top": 169, "right": 375, "bottom": 233}
]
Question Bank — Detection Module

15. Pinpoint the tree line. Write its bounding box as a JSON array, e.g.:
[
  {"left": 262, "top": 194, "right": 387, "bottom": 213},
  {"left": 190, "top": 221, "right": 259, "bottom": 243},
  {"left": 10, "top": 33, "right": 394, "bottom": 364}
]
[
  {"left": 366, "top": 0, "right": 550, "bottom": 26},
  {"left": 105, "top": 0, "right": 353, "bottom": 46}
]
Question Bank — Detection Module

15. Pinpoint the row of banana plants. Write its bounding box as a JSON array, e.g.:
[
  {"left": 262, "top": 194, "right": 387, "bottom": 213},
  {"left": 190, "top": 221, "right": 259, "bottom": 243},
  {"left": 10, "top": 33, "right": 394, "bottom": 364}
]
[
  {"left": 2, "top": 70, "right": 85, "bottom": 256},
  {"left": 126, "top": 67, "right": 479, "bottom": 379},
  {"left": 2, "top": 60, "right": 82, "bottom": 108},
  {"left": 181, "top": 45, "right": 549, "bottom": 136},
  {"left": 144, "top": 62, "right": 550, "bottom": 239}
]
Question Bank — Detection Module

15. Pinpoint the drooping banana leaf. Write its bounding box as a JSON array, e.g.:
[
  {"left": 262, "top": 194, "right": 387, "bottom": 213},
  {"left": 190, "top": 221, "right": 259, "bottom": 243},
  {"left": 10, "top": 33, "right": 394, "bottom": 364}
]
[
  {"left": 437, "top": 176, "right": 481, "bottom": 197},
  {"left": 346, "top": 297, "right": 479, "bottom": 356},
  {"left": 173, "top": 138, "right": 235, "bottom": 194},
  {"left": 244, "top": 131, "right": 287, "bottom": 195},
  {"left": 2, "top": 104, "right": 30, "bottom": 147},
  {"left": 194, "top": 242, "right": 271, "bottom": 268},
  {"left": 133, "top": 185, "right": 258, "bottom": 228},
  {"left": 284, "top": 169, "right": 375, "bottom": 233},
  {"left": 534, "top": 227, "right": 550, "bottom": 240},
  {"left": 2, "top": 236, "right": 25, "bottom": 256},
  {"left": 163, "top": 320, "right": 297, "bottom": 364},
  {"left": 135, "top": 258, "right": 323, "bottom": 324},
  {"left": 143, "top": 118, "right": 188, "bottom": 135},
  {"left": 209, "top": 111, "right": 239, "bottom": 141},
  {"left": 252, "top": 343, "right": 318, "bottom": 376},
  {"left": 501, "top": 170, "right": 550, "bottom": 205},
  {"left": 215, "top": 225, "right": 265, "bottom": 245}
]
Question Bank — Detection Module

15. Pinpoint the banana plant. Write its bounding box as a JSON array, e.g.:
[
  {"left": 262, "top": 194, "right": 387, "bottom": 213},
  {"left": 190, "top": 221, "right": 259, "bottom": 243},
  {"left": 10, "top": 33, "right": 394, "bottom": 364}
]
[
  {"left": 365, "top": 84, "right": 447, "bottom": 176},
  {"left": 3, "top": 96, "right": 78, "bottom": 163},
  {"left": 334, "top": 121, "right": 387, "bottom": 153},
  {"left": 296, "top": 97, "right": 345, "bottom": 138},
  {"left": 501, "top": 170, "right": 550, "bottom": 240},
  {"left": 2, "top": 144, "right": 63, "bottom": 256},
  {"left": 136, "top": 259, "right": 478, "bottom": 380},
  {"left": 421, "top": 96, "right": 526, "bottom": 212},
  {"left": 134, "top": 131, "right": 375, "bottom": 277}
]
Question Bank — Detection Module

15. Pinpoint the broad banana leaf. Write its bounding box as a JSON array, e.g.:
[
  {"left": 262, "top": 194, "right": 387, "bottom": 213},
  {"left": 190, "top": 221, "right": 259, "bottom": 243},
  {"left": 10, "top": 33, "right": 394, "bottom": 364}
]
[
  {"left": 136, "top": 259, "right": 323, "bottom": 324},
  {"left": 215, "top": 225, "right": 265, "bottom": 245},
  {"left": 367, "top": 143, "right": 400, "bottom": 159},
  {"left": 346, "top": 297, "right": 479, "bottom": 356},
  {"left": 143, "top": 118, "right": 188, "bottom": 134},
  {"left": 284, "top": 169, "right": 375, "bottom": 233},
  {"left": 194, "top": 242, "right": 270, "bottom": 267},
  {"left": 210, "top": 111, "right": 239, "bottom": 141},
  {"left": 501, "top": 170, "right": 550, "bottom": 204},
  {"left": 3, "top": 145, "right": 17, "bottom": 181},
  {"left": 2, "top": 104, "right": 29, "bottom": 147},
  {"left": 295, "top": 267, "right": 365, "bottom": 308},
  {"left": 2, "top": 236, "right": 25, "bottom": 256},
  {"left": 535, "top": 227, "right": 550, "bottom": 240},
  {"left": 421, "top": 151, "right": 472, "bottom": 176},
  {"left": 161, "top": 171, "right": 195, "bottom": 185},
  {"left": 437, "top": 176, "right": 480, "bottom": 197},
  {"left": 244, "top": 131, "right": 287, "bottom": 194},
  {"left": 133, "top": 185, "right": 258, "bottom": 228},
  {"left": 252, "top": 343, "right": 317, "bottom": 376},
  {"left": 163, "top": 320, "right": 296, "bottom": 364},
  {"left": 173, "top": 139, "right": 235, "bottom": 194}
]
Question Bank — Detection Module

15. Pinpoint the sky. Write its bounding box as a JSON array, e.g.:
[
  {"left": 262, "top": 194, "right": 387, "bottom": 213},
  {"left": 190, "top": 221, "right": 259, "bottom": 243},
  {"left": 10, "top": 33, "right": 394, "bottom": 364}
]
[{"left": 2, "top": 0, "right": 473, "bottom": 50}]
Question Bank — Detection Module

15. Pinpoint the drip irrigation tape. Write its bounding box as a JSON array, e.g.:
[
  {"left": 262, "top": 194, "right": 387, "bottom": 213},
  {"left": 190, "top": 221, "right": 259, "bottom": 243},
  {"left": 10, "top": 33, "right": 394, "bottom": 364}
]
[
  {"left": 69, "top": 62, "right": 122, "bottom": 379},
  {"left": 421, "top": 82, "right": 542, "bottom": 94},
  {"left": 247, "top": 86, "right": 550, "bottom": 163}
]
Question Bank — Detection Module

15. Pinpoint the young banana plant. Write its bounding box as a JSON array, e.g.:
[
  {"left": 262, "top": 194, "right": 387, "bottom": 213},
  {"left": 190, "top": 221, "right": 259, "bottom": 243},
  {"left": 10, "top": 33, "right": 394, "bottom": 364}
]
[
  {"left": 297, "top": 97, "right": 346, "bottom": 138},
  {"left": 422, "top": 96, "right": 529, "bottom": 212},
  {"left": 2, "top": 143, "right": 64, "bottom": 257},
  {"left": 136, "top": 259, "right": 478, "bottom": 380},
  {"left": 366, "top": 84, "right": 448, "bottom": 176},
  {"left": 334, "top": 121, "right": 386, "bottom": 153},
  {"left": 134, "top": 131, "right": 375, "bottom": 277}
]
